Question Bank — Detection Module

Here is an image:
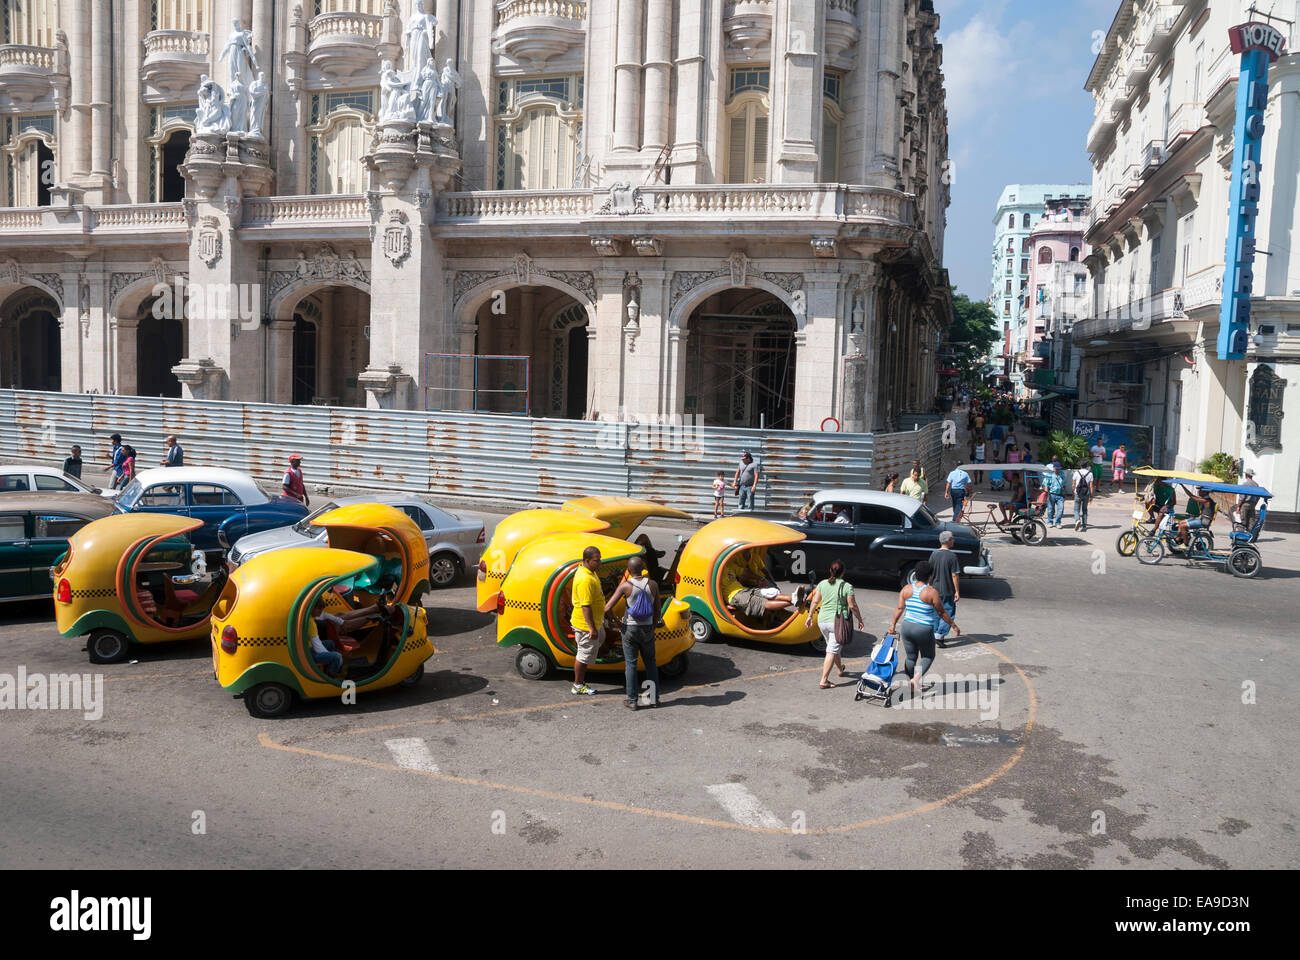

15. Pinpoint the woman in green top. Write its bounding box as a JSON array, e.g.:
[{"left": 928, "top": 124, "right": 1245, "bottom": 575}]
[{"left": 805, "top": 560, "right": 865, "bottom": 688}]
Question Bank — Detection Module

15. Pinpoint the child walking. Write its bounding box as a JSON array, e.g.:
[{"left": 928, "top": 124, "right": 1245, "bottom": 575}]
[{"left": 712, "top": 471, "right": 726, "bottom": 518}]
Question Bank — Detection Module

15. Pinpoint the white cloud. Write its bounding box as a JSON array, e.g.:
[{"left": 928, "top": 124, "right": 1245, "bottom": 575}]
[{"left": 941, "top": 12, "right": 1021, "bottom": 132}]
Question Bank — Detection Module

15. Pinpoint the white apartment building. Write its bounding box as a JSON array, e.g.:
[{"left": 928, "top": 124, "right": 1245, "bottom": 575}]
[
  {"left": 0, "top": 0, "right": 952, "bottom": 434},
  {"left": 1082, "top": 0, "right": 1300, "bottom": 526}
]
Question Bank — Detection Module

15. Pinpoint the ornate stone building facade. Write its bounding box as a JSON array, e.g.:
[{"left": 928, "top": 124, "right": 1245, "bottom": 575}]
[{"left": 0, "top": 0, "right": 951, "bottom": 432}]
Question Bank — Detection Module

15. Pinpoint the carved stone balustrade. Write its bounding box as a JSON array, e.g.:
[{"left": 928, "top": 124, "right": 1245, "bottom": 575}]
[{"left": 140, "top": 30, "right": 211, "bottom": 103}]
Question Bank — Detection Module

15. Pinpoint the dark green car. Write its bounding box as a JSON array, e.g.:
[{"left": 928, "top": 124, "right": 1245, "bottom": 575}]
[{"left": 0, "top": 493, "right": 117, "bottom": 602}]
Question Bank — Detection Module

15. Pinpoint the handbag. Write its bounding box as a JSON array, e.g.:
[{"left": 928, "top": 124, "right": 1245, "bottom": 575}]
[{"left": 832, "top": 581, "right": 853, "bottom": 648}]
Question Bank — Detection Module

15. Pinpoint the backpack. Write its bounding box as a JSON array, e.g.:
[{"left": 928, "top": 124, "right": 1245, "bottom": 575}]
[{"left": 626, "top": 577, "right": 654, "bottom": 621}]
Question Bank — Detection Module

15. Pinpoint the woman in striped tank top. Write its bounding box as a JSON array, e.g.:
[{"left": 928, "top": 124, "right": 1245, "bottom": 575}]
[{"left": 887, "top": 561, "right": 959, "bottom": 697}]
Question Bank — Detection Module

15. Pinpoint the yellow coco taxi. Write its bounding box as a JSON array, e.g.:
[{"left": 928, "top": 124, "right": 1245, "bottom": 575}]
[
  {"left": 674, "top": 517, "right": 822, "bottom": 650},
  {"left": 476, "top": 509, "right": 612, "bottom": 612},
  {"left": 493, "top": 532, "right": 694, "bottom": 681},
  {"left": 210, "top": 547, "right": 432, "bottom": 717},
  {"left": 53, "top": 513, "right": 227, "bottom": 664},
  {"left": 310, "top": 502, "right": 431, "bottom": 605}
]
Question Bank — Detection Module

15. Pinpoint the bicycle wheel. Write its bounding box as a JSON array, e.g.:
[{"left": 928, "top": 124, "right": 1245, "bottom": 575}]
[
  {"left": 1136, "top": 536, "right": 1164, "bottom": 565},
  {"left": 1020, "top": 519, "right": 1048, "bottom": 545},
  {"left": 1228, "top": 548, "right": 1261, "bottom": 579},
  {"left": 1116, "top": 530, "right": 1138, "bottom": 557},
  {"left": 1188, "top": 531, "right": 1214, "bottom": 558}
]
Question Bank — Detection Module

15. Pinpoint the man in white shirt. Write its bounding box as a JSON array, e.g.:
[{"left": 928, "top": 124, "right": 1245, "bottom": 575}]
[{"left": 1090, "top": 440, "right": 1106, "bottom": 488}]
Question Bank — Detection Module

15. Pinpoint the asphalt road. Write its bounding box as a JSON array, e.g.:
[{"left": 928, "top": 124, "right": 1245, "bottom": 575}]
[{"left": 1, "top": 481, "right": 1297, "bottom": 870}]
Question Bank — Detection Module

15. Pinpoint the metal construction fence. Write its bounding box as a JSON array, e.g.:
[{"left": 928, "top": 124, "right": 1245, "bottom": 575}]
[{"left": 0, "top": 390, "right": 945, "bottom": 516}]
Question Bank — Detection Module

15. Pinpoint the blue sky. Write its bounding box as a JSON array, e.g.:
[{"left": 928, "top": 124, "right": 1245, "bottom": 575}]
[{"left": 937, "top": 0, "right": 1119, "bottom": 300}]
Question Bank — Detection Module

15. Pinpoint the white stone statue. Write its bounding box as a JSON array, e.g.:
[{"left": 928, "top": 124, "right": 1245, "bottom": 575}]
[
  {"left": 219, "top": 19, "right": 258, "bottom": 88},
  {"left": 401, "top": 1, "right": 438, "bottom": 83},
  {"left": 249, "top": 72, "right": 269, "bottom": 139},
  {"left": 379, "top": 60, "right": 416, "bottom": 123},
  {"left": 228, "top": 77, "right": 250, "bottom": 134},
  {"left": 194, "top": 75, "right": 231, "bottom": 135},
  {"left": 416, "top": 58, "right": 441, "bottom": 124},
  {"left": 436, "top": 58, "right": 461, "bottom": 124}
]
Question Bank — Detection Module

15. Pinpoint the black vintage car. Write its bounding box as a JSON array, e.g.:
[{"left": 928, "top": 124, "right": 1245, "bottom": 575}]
[{"left": 765, "top": 489, "right": 993, "bottom": 587}]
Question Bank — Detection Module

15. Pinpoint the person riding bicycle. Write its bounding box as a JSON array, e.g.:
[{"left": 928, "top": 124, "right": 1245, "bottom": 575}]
[
  {"left": 1147, "top": 478, "right": 1177, "bottom": 526},
  {"left": 998, "top": 475, "right": 1027, "bottom": 523},
  {"left": 1178, "top": 486, "right": 1216, "bottom": 547}
]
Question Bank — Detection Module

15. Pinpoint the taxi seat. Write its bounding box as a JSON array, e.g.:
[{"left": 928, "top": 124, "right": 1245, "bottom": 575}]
[{"left": 159, "top": 577, "right": 201, "bottom": 627}]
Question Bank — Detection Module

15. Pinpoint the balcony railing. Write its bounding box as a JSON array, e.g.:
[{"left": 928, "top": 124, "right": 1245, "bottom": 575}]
[
  {"left": 91, "top": 203, "right": 186, "bottom": 229},
  {"left": 0, "top": 44, "right": 55, "bottom": 70},
  {"left": 0, "top": 203, "right": 186, "bottom": 235},
  {"left": 142, "top": 30, "right": 210, "bottom": 59},
  {"left": 243, "top": 194, "right": 370, "bottom": 225},
  {"left": 0, "top": 209, "right": 42, "bottom": 230},
  {"left": 496, "top": 0, "right": 588, "bottom": 25},
  {"left": 1140, "top": 139, "right": 1166, "bottom": 178},
  {"left": 442, "top": 190, "right": 595, "bottom": 219},
  {"left": 308, "top": 12, "right": 385, "bottom": 44}
]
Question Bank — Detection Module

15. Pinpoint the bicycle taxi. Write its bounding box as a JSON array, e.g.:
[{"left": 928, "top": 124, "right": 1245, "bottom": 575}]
[
  {"left": 952, "top": 463, "right": 1052, "bottom": 546},
  {"left": 1116, "top": 468, "right": 1220, "bottom": 557},
  {"left": 1135, "top": 478, "right": 1272, "bottom": 578}
]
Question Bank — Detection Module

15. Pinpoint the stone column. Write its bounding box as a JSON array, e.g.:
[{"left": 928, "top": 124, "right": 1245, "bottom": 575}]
[
  {"left": 66, "top": 1, "right": 90, "bottom": 178},
  {"left": 269, "top": 319, "right": 294, "bottom": 404},
  {"left": 435, "top": 0, "right": 461, "bottom": 70},
  {"left": 670, "top": 0, "right": 707, "bottom": 183},
  {"left": 590, "top": 270, "right": 626, "bottom": 420},
  {"left": 360, "top": 119, "right": 460, "bottom": 409},
  {"left": 89, "top": 0, "right": 112, "bottom": 193},
  {"left": 115, "top": 316, "right": 140, "bottom": 397},
  {"left": 841, "top": 262, "right": 882, "bottom": 433},
  {"left": 868, "top": 0, "right": 903, "bottom": 185},
  {"left": 622, "top": 269, "right": 668, "bottom": 420},
  {"left": 769, "top": 0, "right": 823, "bottom": 183},
  {"left": 612, "top": 0, "right": 644, "bottom": 153},
  {"left": 57, "top": 297, "right": 83, "bottom": 395},
  {"left": 664, "top": 325, "right": 689, "bottom": 423},
  {"left": 793, "top": 276, "right": 841, "bottom": 431},
  {"left": 643, "top": 0, "right": 673, "bottom": 155}
]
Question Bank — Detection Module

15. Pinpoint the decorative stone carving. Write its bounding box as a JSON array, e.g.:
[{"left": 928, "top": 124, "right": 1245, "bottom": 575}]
[
  {"left": 452, "top": 267, "right": 596, "bottom": 306},
  {"left": 0, "top": 258, "right": 21, "bottom": 284},
  {"left": 590, "top": 236, "right": 623, "bottom": 257},
  {"left": 811, "top": 237, "right": 837, "bottom": 258},
  {"left": 382, "top": 210, "right": 412, "bottom": 265},
  {"left": 599, "top": 182, "right": 649, "bottom": 216},
  {"left": 196, "top": 217, "right": 224, "bottom": 267},
  {"left": 32, "top": 273, "right": 66, "bottom": 305},
  {"left": 1247, "top": 364, "right": 1285, "bottom": 454},
  {"left": 668, "top": 267, "right": 806, "bottom": 312},
  {"left": 248, "top": 72, "right": 270, "bottom": 139},
  {"left": 728, "top": 251, "right": 750, "bottom": 286},
  {"left": 513, "top": 253, "right": 533, "bottom": 285},
  {"left": 401, "top": 1, "right": 439, "bottom": 83},
  {"left": 194, "top": 75, "right": 230, "bottom": 135},
  {"left": 267, "top": 246, "right": 372, "bottom": 309},
  {"left": 379, "top": 59, "right": 417, "bottom": 122},
  {"left": 632, "top": 236, "right": 663, "bottom": 257}
]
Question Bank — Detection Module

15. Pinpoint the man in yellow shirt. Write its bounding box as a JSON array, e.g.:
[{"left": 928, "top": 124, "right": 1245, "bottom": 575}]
[{"left": 569, "top": 546, "right": 606, "bottom": 695}]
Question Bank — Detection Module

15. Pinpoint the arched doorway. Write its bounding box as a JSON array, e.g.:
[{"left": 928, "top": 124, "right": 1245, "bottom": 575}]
[
  {"left": 684, "top": 290, "right": 796, "bottom": 429},
  {"left": 135, "top": 296, "right": 184, "bottom": 397},
  {"left": 160, "top": 130, "right": 190, "bottom": 203},
  {"left": 284, "top": 287, "right": 369, "bottom": 407},
  {"left": 466, "top": 287, "right": 590, "bottom": 418},
  {"left": 0, "top": 290, "right": 61, "bottom": 390}
]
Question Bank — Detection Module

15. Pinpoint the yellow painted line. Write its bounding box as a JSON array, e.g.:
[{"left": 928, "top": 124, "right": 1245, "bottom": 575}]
[
  {"left": 103, "top": 672, "right": 198, "bottom": 683},
  {"left": 260, "top": 639, "right": 1039, "bottom": 836}
]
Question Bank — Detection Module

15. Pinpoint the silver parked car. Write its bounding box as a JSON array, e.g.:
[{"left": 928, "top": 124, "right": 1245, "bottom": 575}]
[{"left": 228, "top": 493, "right": 486, "bottom": 587}]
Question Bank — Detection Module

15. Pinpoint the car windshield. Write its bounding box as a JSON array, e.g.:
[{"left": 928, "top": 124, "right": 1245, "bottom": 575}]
[
  {"left": 116, "top": 479, "right": 144, "bottom": 510},
  {"left": 912, "top": 505, "right": 937, "bottom": 528},
  {"left": 293, "top": 501, "right": 338, "bottom": 534}
]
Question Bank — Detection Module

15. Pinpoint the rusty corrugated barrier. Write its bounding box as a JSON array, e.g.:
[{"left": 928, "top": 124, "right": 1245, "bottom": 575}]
[{"left": 0, "top": 390, "right": 944, "bottom": 515}]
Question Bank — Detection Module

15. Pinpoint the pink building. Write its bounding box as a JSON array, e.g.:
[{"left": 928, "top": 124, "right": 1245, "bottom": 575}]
[{"left": 1022, "top": 198, "right": 1091, "bottom": 384}]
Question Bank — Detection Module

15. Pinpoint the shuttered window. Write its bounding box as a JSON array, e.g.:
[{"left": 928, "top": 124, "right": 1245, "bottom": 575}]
[
  {"left": 820, "top": 112, "right": 840, "bottom": 182},
  {"left": 725, "top": 100, "right": 769, "bottom": 184},
  {"left": 321, "top": 118, "right": 367, "bottom": 194},
  {"left": 502, "top": 106, "right": 578, "bottom": 190}
]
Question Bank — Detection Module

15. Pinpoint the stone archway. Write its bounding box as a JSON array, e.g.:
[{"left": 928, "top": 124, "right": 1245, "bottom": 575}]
[{"left": 0, "top": 287, "right": 62, "bottom": 390}]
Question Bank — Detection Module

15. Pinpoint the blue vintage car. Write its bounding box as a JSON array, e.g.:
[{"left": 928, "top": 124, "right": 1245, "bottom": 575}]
[{"left": 114, "top": 467, "right": 308, "bottom": 553}]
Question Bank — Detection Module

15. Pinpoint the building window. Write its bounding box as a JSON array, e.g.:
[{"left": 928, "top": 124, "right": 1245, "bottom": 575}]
[
  {"left": 1038, "top": 248, "right": 1053, "bottom": 265},
  {"left": 820, "top": 71, "right": 844, "bottom": 182},
  {"left": 724, "top": 72, "right": 770, "bottom": 184},
  {"left": 1007, "top": 214, "right": 1015, "bottom": 230},
  {"left": 822, "top": 70, "right": 842, "bottom": 104},
  {"left": 307, "top": 90, "right": 377, "bottom": 195},
  {"left": 1003, "top": 300, "right": 1011, "bottom": 317},
  {"left": 495, "top": 75, "right": 583, "bottom": 190},
  {"left": 1006, "top": 258, "right": 1013, "bottom": 274},
  {"left": 1021, "top": 238, "right": 1031, "bottom": 253},
  {"left": 3, "top": 115, "right": 56, "bottom": 207},
  {"left": 1074, "top": 274, "right": 1088, "bottom": 295},
  {"left": 1005, "top": 279, "right": 1012, "bottom": 296},
  {"left": 1069, "top": 246, "right": 1080, "bottom": 262},
  {"left": 314, "top": 0, "right": 386, "bottom": 14},
  {"left": 1022, "top": 213, "right": 1031, "bottom": 228},
  {"left": 1021, "top": 258, "right": 1030, "bottom": 274},
  {"left": 4, "top": 0, "right": 58, "bottom": 45}
]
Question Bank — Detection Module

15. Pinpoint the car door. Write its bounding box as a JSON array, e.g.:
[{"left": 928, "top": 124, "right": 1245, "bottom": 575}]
[
  {"left": 399, "top": 504, "right": 438, "bottom": 552},
  {"left": 131, "top": 481, "right": 187, "bottom": 515},
  {"left": 0, "top": 472, "right": 31, "bottom": 493},
  {"left": 188, "top": 483, "right": 245, "bottom": 550},
  {"left": 854, "top": 503, "right": 912, "bottom": 577},
  {"left": 798, "top": 502, "right": 856, "bottom": 579},
  {"left": 29, "top": 513, "right": 96, "bottom": 595},
  {"left": 34, "top": 473, "right": 82, "bottom": 494},
  {"left": 0, "top": 512, "right": 33, "bottom": 598}
]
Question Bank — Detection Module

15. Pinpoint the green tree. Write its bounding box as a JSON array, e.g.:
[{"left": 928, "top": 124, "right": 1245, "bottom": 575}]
[{"left": 947, "top": 289, "right": 999, "bottom": 383}]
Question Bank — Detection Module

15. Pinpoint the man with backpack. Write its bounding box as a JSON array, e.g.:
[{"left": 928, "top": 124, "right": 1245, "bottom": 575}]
[{"left": 606, "top": 556, "right": 662, "bottom": 710}]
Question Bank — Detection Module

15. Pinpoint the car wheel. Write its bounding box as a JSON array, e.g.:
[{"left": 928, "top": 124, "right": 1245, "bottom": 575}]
[
  {"left": 244, "top": 682, "right": 294, "bottom": 718},
  {"left": 1116, "top": 531, "right": 1138, "bottom": 557},
  {"left": 428, "top": 553, "right": 461, "bottom": 588},
  {"left": 808, "top": 633, "right": 828, "bottom": 655},
  {"left": 898, "top": 562, "right": 919, "bottom": 590},
  {"left": 660, "top": 652, "right": 689, "bottom": 679},
  {"left": 399, "top": 663, "right": 425, "bottom": 687},
  {"left": 1020, "top": 520, "right": 1048, "bottom": 545},
  {"left": 688, "top": 614, "right": 716, "bottom": 643},
  {"left": 1136, "top": 536, "right": 1164, "bottom": 565},
  {"left": 514, "top": 646, "right": 551, "bottom": 681},
  {"left": 1228, "top": 548, "right": 1261, "bottom": 579},
  {"left": 87, "top": 629, "right": 129, "bottom": 665}
]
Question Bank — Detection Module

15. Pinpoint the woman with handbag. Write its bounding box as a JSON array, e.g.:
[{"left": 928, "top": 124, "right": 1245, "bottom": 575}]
[{"left": 805, "top": 560, "right": 864, "bottom": 688}]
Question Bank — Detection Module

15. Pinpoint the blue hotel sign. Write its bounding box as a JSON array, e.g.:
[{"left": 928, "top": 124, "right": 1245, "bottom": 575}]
[{"left": 1219, "top": 21, "right": 1288, "bottom": 360}]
